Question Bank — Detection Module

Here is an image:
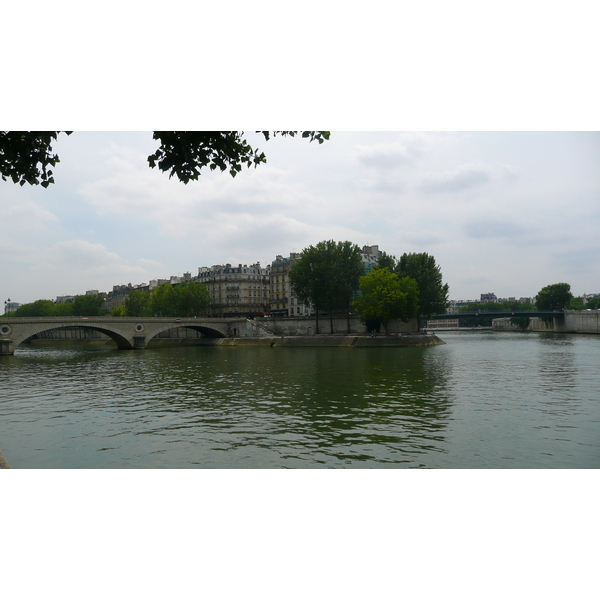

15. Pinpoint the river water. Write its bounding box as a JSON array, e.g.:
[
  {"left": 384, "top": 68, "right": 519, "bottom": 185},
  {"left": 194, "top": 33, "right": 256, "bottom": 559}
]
[{"left": 1, "top": 331, "right": 599, "bottom": 468}]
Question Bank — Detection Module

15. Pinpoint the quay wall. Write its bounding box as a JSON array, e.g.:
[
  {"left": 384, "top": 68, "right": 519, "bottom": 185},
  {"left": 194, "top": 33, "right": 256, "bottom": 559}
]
[
  {"left": 492, "top": 310, "right": 600, "bottom": 334},
  {"left": 193, "top": 334, "right": 444, "bottom": 348},
  {"left": 251, "top": 315, "right": 417, "bottom": 336}
]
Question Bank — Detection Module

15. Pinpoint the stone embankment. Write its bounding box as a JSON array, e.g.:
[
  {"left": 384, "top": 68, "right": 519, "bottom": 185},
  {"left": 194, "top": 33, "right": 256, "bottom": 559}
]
[
  {"left": 492, "top": 310, "right": 600, "bottom": 334},
  {"left": 192, "top": 334, "right": 445, "bottom": 348}
]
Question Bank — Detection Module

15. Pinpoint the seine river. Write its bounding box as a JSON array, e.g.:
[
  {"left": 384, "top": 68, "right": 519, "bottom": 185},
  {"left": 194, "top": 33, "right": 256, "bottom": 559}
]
[{"left": 1, "top": 331, "right": 599, "bottom": 468}]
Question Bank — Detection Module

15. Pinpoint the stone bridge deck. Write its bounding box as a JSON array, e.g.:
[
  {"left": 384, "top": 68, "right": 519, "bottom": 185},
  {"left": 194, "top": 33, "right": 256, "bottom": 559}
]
[{"left": 0, "top": 317, "right": 248, "bottom": 355}]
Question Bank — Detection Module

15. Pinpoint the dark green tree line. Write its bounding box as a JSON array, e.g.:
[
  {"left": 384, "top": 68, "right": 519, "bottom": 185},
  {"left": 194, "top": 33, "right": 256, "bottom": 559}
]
[
  {"left": 124, "top": 282, "right": 210, "bottom": 317},
  {"left": 11, "top": 294, "right": 106, "bottom": 317}
]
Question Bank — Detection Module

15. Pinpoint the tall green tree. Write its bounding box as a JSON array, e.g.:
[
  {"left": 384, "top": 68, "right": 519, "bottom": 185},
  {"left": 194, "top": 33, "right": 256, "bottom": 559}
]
[
  {"left": 1, "top": 131, "right": 330, "bottom": 187},
  {"left": 330, "top": 241, "right": 365, "bottom": 333},
  {"left": 147, "top": 282, "right": 210, "bottom": 317},
  {"left": 124, "top": 289, "right": 150, "bottom": 317},
  {"left": 536, "top": 283, "right": 573, "bottom": 311},
  {"left": 169, "top": 281, "right": 211, "bottom": 317},
  {"left": 71, "top": 294, "right": 107, "bottom": 316},
  {"left": 289, "top": 240, "right": 363, "bottom": 334},
  {"left": 353, "top": 268, "right": 420, "bottom": 335},
  {"left": 148, "top": 284, "right": 174, "bottom": 317},
  {"left": 375, "top": 251, "right": 397, "bottom": 271},
  {"left": 397, "top": 252, "right": 449, "bottom": 322},
  {"left": 288, "top": 246, "right": 328, "bottom": 334}
]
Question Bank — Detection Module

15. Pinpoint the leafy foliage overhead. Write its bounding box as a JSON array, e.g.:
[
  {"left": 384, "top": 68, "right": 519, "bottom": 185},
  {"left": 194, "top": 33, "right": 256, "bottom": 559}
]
[
  {"left": 0, "top": 131, "right": 72, "bottom": 187},
  {"left": 0, "top": 131, "right": 330, "bottom": 187},
  {"left": 148, "top": 131, "right": 330, "bottom": 183}
]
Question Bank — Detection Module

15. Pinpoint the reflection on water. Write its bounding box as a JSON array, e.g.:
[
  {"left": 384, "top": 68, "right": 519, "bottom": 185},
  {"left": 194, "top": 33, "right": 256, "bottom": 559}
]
[{"left": 1, "top": 331, "right": 599, "bottom": 468}]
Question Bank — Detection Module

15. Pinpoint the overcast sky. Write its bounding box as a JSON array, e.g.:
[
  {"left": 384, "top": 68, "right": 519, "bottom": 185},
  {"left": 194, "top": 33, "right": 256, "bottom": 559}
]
[
  {"left": 1, "top": 131, "right": 599, "bottom": 305},
  {"left": 3, "top": 3, "right": 600, "bottom": 308}
]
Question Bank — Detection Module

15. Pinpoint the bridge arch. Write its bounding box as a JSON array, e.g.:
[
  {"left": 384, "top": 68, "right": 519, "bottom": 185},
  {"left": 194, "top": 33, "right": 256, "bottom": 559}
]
[
  {"left": 143, "top": 323, "right": 226, "bottom": 343},
  {"left": 16, "top": 324, "right": 135, "bottom": 351}
]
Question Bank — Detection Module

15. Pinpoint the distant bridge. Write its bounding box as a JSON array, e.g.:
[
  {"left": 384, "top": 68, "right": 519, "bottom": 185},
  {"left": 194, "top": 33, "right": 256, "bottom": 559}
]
[
  {"left": 0, "top": 317, "right": 249, "bottom": 355},
  {"left": 426, "top": 310, "right": 565, "bottom": 320}
]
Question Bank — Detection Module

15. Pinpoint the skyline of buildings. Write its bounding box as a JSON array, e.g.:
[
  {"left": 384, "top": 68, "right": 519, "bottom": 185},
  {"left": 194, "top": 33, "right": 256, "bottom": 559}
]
[{"left": 5, "top": 243, "right": 599, "bottom": 316}]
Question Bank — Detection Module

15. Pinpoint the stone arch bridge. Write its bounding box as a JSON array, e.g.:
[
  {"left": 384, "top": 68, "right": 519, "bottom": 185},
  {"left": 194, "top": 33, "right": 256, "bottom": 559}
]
[{"left": 0, "top": 317, "right": 250, "bottom": 355}]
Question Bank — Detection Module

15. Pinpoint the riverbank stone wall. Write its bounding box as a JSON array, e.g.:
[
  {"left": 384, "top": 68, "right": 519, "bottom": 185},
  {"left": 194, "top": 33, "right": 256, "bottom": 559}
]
[{"left": 492, "top": 310, "right": 600, "bottom": 334}]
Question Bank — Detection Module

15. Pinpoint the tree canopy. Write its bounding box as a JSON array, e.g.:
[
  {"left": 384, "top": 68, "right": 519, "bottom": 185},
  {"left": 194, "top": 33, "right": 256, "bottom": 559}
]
[
  {"left": 123, "top": 289, "right": 150, "bottom": 317},
  {"left": 396, "top": 252, "right": 449, "bottom": 318},
  {"left": 0, "top": 131, "right": 72, "bottom": 188},
  {"left": 289, "top": 240, "right": 363, "bottom": 334},
  {"left": 71, "top": 294, "right": 106, "bottom": 316},
  {"left": 0, "top": 131, "right": 330, "bottom": 187},
  {"left": 353, "top": 268, "right": 420, "bottom": 335},
  {"left": 125, "top": 282, "right": 210, "bottom": 318},
  {"left": 377, "top": 251, "right": 449, "bottom": 321},
  {"left": 12, "top": 294, "right": 107, "bottom": 317},
  {"left": 585, "top": 297, "right": 600, "bottom": 309},
  {"left": 535, "top": 283, "right": 573, "bottom": 311}
]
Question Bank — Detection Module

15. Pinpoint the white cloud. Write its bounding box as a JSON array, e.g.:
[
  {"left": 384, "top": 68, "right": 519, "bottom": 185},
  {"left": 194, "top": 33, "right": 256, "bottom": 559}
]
[
  {"left": 0, "top": 201, "right": 59, "bottom": 228},
  {"left": 14, "top": 240, "right": 162, "bottom": 297},
  {"left": 78, "top": 145, "right": 325, "bottom": 238},
  {"left": 37, "top": 240, "right": 146, "bottom": 275},
  {"left": 418, "top": 163, "right": 493, "bottom": 194},
  {"left": 355, "top": 133, "right": 442, "bottom": 170}
]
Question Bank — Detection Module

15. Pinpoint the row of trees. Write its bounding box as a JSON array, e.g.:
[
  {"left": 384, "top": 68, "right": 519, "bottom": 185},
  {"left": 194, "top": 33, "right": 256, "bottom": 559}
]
[
  {"left": 457, "top": 283, "right": 597, "bottom": 314},
  {"left": 120, "top": 282, "right": 210, "bottom": 317},
  {"left": 288, "top": 240, "right": 449, "bottom": 334},
  {"left": 9, "top": 294, "right": 106, "bottom": 317},
  {"left": 5, "top": 282, "right": 211, "bottom": 318}
]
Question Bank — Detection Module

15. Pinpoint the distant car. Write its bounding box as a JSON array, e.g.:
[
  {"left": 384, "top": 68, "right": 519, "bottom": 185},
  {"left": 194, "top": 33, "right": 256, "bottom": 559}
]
[
  {"left": 175, "top": 318, "right": 181, "bottom": 323},
  {"left": 81, "top": 317, "right": 89, "bottom": 320}
]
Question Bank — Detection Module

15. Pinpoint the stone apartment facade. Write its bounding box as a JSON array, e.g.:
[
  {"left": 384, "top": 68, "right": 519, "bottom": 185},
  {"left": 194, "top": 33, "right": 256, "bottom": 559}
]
[
  {"left": 360, "top": 245, "right": 381, "bottom": 274},
  {"left": 269, "top": 253, "right": 312, "bottom": 317},
  {"left": 197, "top": 263, "right": 270, "bottom": 317}
]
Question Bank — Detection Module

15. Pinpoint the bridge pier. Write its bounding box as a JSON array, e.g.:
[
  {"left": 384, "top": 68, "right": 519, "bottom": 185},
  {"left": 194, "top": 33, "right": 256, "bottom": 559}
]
[
  {"left": 133, "top": 336, "right": 146, "bottom": 349},
  {"left": 0, "top": 339, "right": 14, "bottom": 356}
]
